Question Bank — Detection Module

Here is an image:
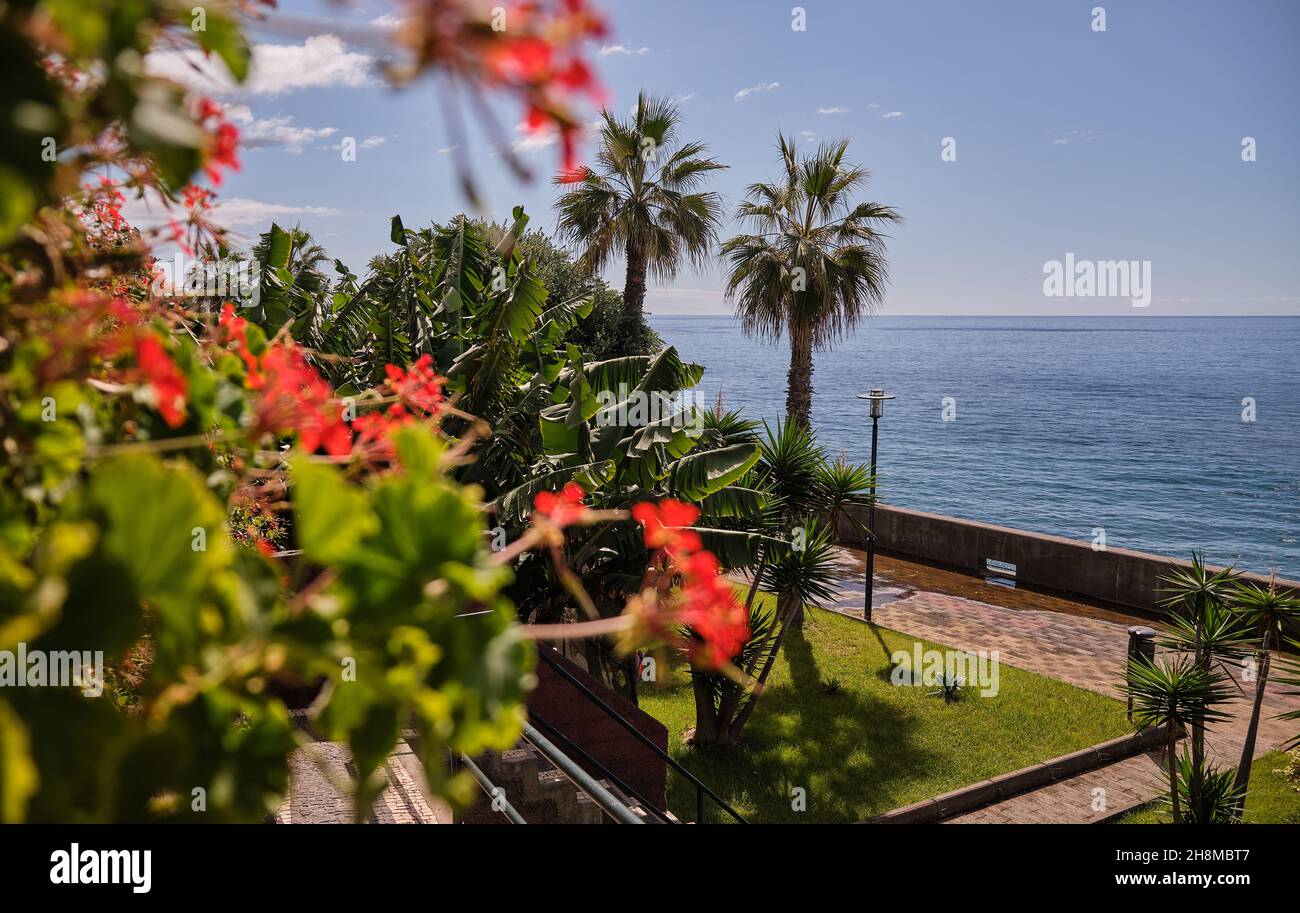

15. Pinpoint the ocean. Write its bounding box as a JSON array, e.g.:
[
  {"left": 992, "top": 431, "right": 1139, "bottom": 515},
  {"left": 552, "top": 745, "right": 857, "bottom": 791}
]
[{"left": 649, "top": 315, "right": 1300, "bottom": 578}]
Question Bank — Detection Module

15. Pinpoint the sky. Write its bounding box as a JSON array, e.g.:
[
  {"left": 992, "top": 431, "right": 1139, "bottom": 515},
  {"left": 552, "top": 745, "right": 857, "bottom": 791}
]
[{"left": 142, "top": 0, "right": 1300, "bottom": 316}]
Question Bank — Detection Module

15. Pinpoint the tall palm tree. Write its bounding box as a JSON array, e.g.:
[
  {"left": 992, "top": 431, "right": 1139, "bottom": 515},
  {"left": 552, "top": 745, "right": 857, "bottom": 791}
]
[
  {"left": 722, "top": 134, "right": 900, "bottom": 429},
  {"left": 553, "top": 92, "right": 726, "bottom": 323},
  {"left": 1228, "top": 578, "right": 1300, "bottom": 813}
]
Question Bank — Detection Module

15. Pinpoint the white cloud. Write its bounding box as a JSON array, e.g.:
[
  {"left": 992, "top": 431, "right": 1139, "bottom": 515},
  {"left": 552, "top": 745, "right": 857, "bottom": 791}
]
[
  {"left": 881, "top": 111, "right": 904, "bottom": 119},
  {"left": 511, "top": 121, "right": 558, "bottom": 153},
  {"left": 599, "top": 44, "right": 650, "bottom": 56},
  {"left": 868, "top": 102, "right": 881, "bottom": 109},
  {"left": 146, "top": 34, "right": 374, "bottom": 96},
  {"left": 121, "top": 192, "right": 341, "bottom": 238},
  {"left": 370, "top": 15, "right": 404, "bottom": 30},
  {"left": 734, "top": 81, "right": 779, "bottom": 101},
  {"left": 817, "top": 106, "right": 850, "bottom": 115},
  {"left": 1052, "top": 129, "right": 1102, "bottom": 145},
  {"left": 228, "top": 108, "right": 339, "bottom": 153},
  {"left": 211, "top": 197, "right": 342, "bottom": 227}
]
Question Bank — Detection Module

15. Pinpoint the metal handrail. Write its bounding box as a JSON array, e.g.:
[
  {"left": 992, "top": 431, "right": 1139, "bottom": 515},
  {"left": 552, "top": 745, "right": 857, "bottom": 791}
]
[
  {"left": 529, "top": 710, "right": 672, "bottom": 824},
  {"left": 520, "top": 724, "right": 644, "bottom": 825},
  {"left": 458, "top": 753, "right": 527, "bottom": 824},
  {"left": 536, "top": 647, "right": 748, "bottom": 824}
]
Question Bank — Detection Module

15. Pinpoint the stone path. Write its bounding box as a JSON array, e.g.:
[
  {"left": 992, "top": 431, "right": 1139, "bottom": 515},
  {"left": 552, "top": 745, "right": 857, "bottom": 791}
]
[
  {"left": 821, "top": 548, "right": 1300, "bottom": 823},
  {"left": 276, "top": 714, "right": 450, "bottom": 824}
]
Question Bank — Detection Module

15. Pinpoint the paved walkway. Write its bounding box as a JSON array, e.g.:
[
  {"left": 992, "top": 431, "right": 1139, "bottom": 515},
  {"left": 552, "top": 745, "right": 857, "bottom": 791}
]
[
  {"left": 276, "top": 715, "right": 450, "bottom": 824},
  {"left": 821, "top": 548, "right": 1300, "bottom": 823}
]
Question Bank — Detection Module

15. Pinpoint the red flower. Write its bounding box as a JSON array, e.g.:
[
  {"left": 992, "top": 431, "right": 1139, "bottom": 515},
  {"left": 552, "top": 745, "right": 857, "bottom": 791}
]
[
  {"left": 534, "top": 482, "right": 589, "bottom": 526},
  {"left": 627, "top": 498, "right": 750, "bottom": 667},
  {"left": 134, "top": 335, "right": 188, "bottom": 428},
  {"left": 383, "top": 354, "right": 444, "bottom": 415},
  {"left": 196, "top": 98, "right": 241, "bottom": 185},
  {"left": 632, "top": 499, "right": 702, "bottom": 555},
  {"left": 352, "top": 404, "right": 413, "bottom": 462},
  {"left": 252, "top": 343, "right": 351, "bottom": 456}
]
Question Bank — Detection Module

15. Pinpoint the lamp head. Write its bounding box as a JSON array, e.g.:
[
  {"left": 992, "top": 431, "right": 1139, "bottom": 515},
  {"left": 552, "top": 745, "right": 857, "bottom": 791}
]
[{"left": 856, "top": 388, "right": 896, "bottom": 419}]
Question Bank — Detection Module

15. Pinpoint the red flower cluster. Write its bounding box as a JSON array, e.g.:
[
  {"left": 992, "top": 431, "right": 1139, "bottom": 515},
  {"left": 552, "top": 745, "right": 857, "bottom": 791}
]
[
  {"left": 133, "top": 335, "right": 188, "bottom": 428},
  {"left": 196, "top": 98, "right": 240, "bottom": 186},
  {"left": 533, "top": 481, "right": 589, "bottom": 526},
  {"left": 384, "top": 354, "right": 445, "bottom": 415},
  {"left": 352, "top": 405, "right": 414, "bottom": 462},
  {"left": 219, "top": 304, "right": 351, "bottom": 456},
  {"left": 631, "top": 499, "right": 750, "bottom": 667},
  {"left": 82, "top": 177, "right": 126, "bottom": 233},
  {"left": 400, "top": 0, "right": 607, "bottom": 175}
]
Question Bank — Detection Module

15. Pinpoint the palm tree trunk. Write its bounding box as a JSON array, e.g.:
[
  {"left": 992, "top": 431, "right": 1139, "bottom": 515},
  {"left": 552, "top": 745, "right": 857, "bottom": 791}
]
[
  {"left": 1190, "top": 612, "right": 1205, "bottom": 821},
  {"left": 1167, "top": 720, "right": 1182, "bottom": 824},
  {"left": 785, "top": 321, "right": 814, "bottom": 430},
  {"left": 1231, "top": 626, "right": 1273, "bottom": 811},
  {"left": 690, "top": 674, "right": 721, "bottom": 747},
  {"left": 622, "top": 239, "right": 648, "bottom": 320}
]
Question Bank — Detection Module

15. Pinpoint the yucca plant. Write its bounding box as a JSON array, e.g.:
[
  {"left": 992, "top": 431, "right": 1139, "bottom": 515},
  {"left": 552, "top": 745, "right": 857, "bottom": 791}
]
[
  {"left": 1168, "top": 749, "right": 1245, "bottom": 824},
  {"left": 815, "top": 453, "right": 875, "bottom": 542},
  {"left": 1156, "top": 554, "right": 1244, "bottom": 820},
  {"left": 1228, "top": 578, "right": 1300, "bottom": 814},
  {"left": 1275, "top": 638, "right": 1300, "bottom": 751},
  {"left": 689, "top": 518, "right": 841, "bottom": 748},
  {"left": 1126, "top": 653, "right": 1236, "bottom": 823}
]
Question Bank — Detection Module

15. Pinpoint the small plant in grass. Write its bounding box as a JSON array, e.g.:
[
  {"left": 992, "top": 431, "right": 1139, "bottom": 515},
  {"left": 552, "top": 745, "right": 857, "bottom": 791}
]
[
  {"left": 1275, "top": 748, "right": 1300, "bottom": 792},
  {"left": 929, "top": 672, "right": 965, "bottom": 704},
  {"left": 821, "top": 677, "right": 843, "bottom": 696}
]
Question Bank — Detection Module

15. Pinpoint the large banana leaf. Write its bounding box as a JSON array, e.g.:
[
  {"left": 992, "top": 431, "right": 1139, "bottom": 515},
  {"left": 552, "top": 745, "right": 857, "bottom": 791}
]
[{"left": 666, "top": 443, "right": 761, "bottom": 502}]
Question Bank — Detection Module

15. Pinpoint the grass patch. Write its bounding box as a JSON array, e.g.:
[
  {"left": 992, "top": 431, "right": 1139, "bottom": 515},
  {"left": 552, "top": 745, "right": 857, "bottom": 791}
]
[
  {"left": 638, "top": 600, "right": 1130, "bottom": 823},
  {"left": 1118, "top": 749, "right": 1300, "bottom": 824}
]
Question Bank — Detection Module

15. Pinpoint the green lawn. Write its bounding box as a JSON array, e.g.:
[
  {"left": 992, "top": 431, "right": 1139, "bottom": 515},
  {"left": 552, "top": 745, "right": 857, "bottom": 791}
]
[
  {"left": 638, "top": 600, "right": 1130, "bottom": 823},
  {"left": 1118, "top": 749, "right": 1300, "bottom": 824}
]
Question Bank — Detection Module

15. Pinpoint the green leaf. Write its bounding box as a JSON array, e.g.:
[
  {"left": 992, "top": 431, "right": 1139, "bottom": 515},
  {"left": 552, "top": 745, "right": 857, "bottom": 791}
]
[
  {"left": 262, "top": 223, "right": 292, "bottom": 269},
  {"left": 0, "top": 698, "right": 38, "bottom": 823},
  {"left": 667, "top": 443, "right": 761, "bottom": 501},
  {"left": 292, "top": 458, "right": 379, "bottom": 565},
  {"left": 89, "top": 455, "right": 230, "bottom": 620},
  {"left": 193, "top": 12, "right": 251, "bottom": 82},
  {"left": 390, "top": 214, "right": 407, "bottom": 246}
]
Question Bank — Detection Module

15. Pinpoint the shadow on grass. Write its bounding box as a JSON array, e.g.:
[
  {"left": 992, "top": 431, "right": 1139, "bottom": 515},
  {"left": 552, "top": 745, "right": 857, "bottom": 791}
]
[{"left": 665, "top": 624, "right": 941, "bottom": 824}]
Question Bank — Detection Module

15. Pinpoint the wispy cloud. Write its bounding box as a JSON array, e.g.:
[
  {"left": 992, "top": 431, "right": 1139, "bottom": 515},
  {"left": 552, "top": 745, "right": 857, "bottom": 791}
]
[
  {"left": 816, "top": 106, "right": 850, "bottom": 115},
  {"left": 224, "top": 106, "right": 338, "bottom": 153},
  {"left": 122, "top": 192, "right": 341, "bottom": 240},
  {"left": 1052, "top": 129, "right": 1102, "bottom": 145},
  {"left": 881, "top": 111, "right": 904, "bottom": 119},
  {"left": 734, "top": 81, "right": 780, "bottom": 101},
  {"left": 146, "top": 34, "right": 374, "bottom": 96},
  {"left": 599, "top": 44, "right": 650, "bottom": 56}
]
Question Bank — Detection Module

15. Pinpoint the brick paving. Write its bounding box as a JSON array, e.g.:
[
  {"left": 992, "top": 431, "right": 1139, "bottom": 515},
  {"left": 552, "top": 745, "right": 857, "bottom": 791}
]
[
  {"left": 821, "top": 548, "right": 1300, "bottom": 823},
  {"left": 276, "top": 714, "right": 449, "bottom": 824}
]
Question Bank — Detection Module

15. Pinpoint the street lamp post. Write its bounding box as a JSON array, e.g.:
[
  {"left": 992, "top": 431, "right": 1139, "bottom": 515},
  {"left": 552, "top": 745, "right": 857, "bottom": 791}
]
[{"left": 856, "top": 388, "right": 894, "bottom": 623}]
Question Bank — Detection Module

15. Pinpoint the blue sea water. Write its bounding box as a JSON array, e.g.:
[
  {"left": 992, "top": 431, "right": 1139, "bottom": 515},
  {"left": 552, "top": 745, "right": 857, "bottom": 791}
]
[{"left": 649, "top": 315, "right": 1300, "bottom": 578}]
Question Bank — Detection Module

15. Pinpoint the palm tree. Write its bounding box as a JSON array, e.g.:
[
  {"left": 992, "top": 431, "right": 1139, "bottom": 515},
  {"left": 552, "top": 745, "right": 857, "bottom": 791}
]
[
  {"left": 553, "top": 92, "right": 726, "bottom": 324},
  {"left": 722, "top": 134, "right": 900, "bottom": 429},
  {"left": 1228, "top": 578, "right": 1300, "bottom": 812},
  {"left": 1126, "top": 653, "right": 1235, "bottom": 823}
]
